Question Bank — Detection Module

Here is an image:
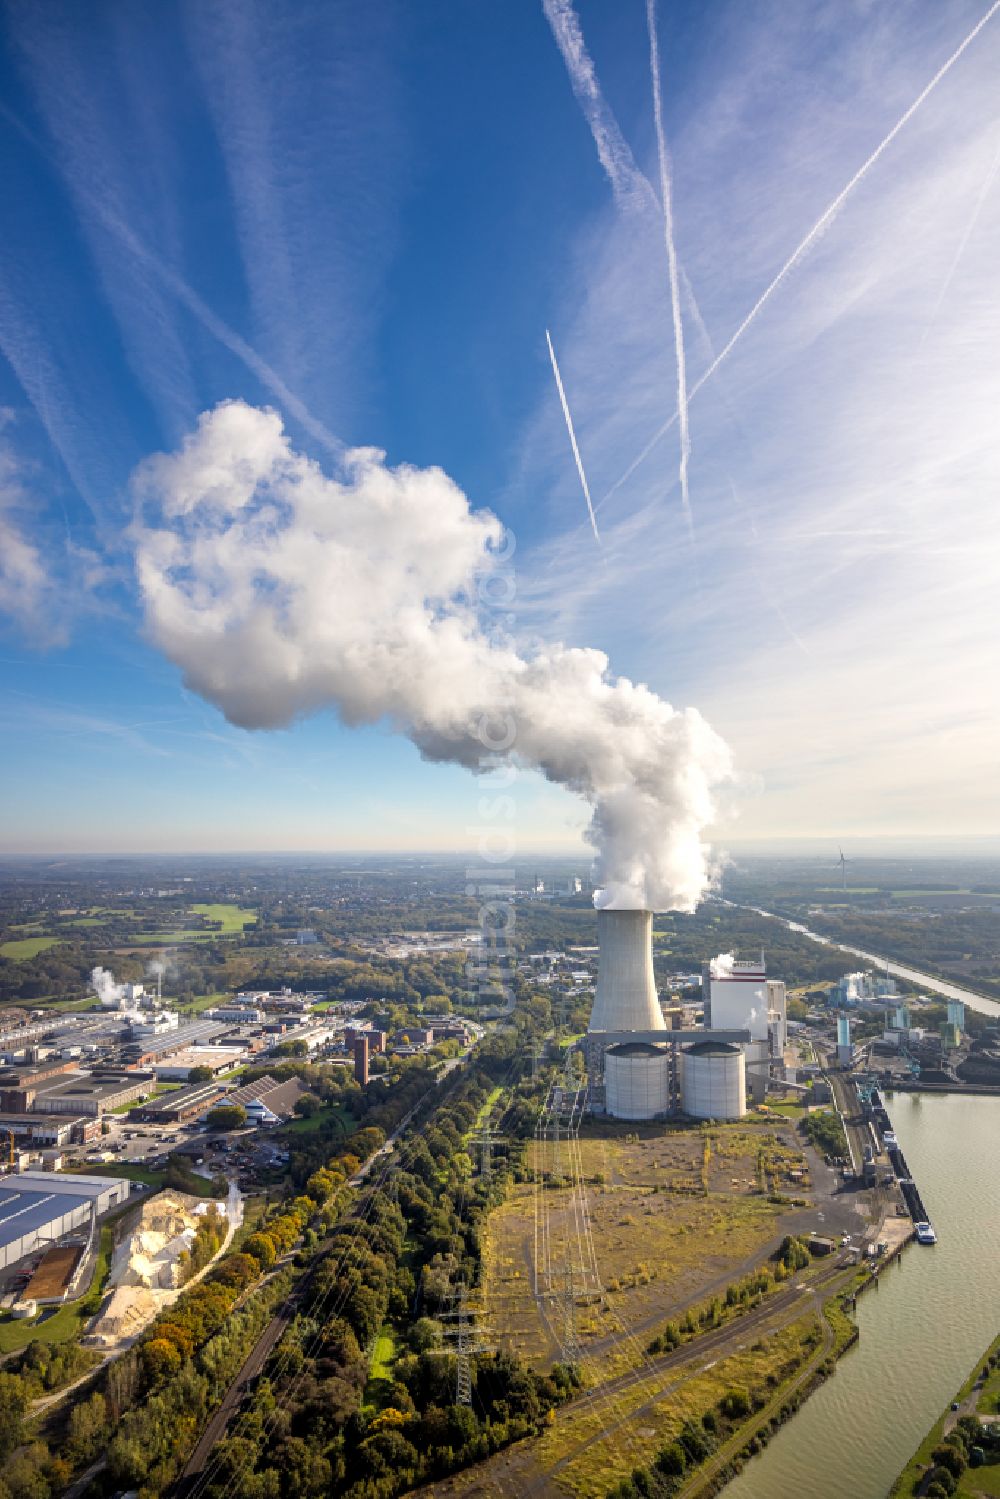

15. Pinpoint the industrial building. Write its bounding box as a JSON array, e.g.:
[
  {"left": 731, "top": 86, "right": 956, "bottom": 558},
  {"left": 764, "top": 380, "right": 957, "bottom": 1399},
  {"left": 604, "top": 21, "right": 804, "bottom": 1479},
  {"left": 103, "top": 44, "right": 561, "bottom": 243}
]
[
  {"left": 29, "top": 1070, "right": 157, "bottom": 1117},
  {"left": 151, "top": 1046, "right": 246, "bottom": 1081},
  {"left": 0, "top": 1112, "right": 101, "bottom": 1147},
  {"left": 586, "top": 910, "right": 754, "bottom": 1122},
  {"left": 134, "top": 1079, "right": 228, "bottom": 1124},
  {"left": 0, "top": 1171, "right": 131, "bottom": 1271}
]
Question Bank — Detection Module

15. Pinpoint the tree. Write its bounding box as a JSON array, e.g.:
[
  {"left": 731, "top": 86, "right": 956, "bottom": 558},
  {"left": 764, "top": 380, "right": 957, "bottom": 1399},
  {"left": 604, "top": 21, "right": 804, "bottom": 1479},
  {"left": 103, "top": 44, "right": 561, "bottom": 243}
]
[
  {"left": 243, "top": 1232, "right": 278, "bottom": 1269},
  {"left": 294, "top": 1093, "right": 322, "bottom": 1119},
  {"left": 189, "top": 1065, "right": 215, "bottom": 1082},
  {"left": 142, "top": 1337, "right": 182, "bottom": 1385},
  {"left": 0, "top": 1372, "right": 28, "bottom": 1461},
  {"left": 207, "top": 1104, "right": 247, "bottom": 1131}
]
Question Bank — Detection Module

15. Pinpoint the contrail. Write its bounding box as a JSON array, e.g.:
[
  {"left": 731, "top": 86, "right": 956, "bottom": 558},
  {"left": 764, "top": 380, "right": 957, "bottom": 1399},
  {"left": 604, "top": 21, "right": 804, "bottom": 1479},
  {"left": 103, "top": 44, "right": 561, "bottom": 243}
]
[
  {"left": 541, "top": 0, "right": 647, "bottom": 206},
  {"left": 0, "top": 102, "right": 343, "bottom": 460},
  {"left": 545, "top": 328, "right": 601, "bottom": 544},
  {"left": 603, "top": 0, "right": 1000, "bottom": 505},
  {"left": 924, "top": 127, "right": 1000, "bottom": 338},
  {"left": 645, "top": 0, "right": 691, "bottom": 527}
]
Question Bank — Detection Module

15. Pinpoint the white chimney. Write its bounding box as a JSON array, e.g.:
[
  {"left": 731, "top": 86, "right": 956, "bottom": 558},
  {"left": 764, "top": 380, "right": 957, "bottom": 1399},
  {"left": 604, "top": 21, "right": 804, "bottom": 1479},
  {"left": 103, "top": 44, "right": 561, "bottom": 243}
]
[{"left": 588, "top": 909, "right": 666, "bottom": 1034}]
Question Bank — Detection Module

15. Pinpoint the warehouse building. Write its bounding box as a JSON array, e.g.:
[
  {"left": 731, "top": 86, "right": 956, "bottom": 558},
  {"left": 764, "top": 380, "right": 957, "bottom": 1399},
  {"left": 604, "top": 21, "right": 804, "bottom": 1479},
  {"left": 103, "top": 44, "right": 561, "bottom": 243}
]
[
  {"left": 0, "top": 1172, "right": 131, "bottom": 1271},
  {"left": 134, "top": 1079, "right": 228, "bottom": 1124},
  {"left": 0, "top": 1112, "right": 101, "bottom": 1147},
  {"left": 151, "top": 1046, "right": 247, "bottom": 1081},
  {"left": 31, "top": 1070, "right": 157, "bottom": 1117}
]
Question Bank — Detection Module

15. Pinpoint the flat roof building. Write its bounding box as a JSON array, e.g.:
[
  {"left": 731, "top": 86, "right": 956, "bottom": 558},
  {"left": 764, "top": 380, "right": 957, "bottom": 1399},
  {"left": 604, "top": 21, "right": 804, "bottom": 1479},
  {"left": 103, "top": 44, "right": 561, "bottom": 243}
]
[
  {"left": 0, "top": 1171, "right": 131, "bottom": 1271},
  {"left": 31, "top": 1070, "right": 157, "bottom": 1117},
  {"left": 134, "top": 1079, "right": 228, "bottom": 1124}
]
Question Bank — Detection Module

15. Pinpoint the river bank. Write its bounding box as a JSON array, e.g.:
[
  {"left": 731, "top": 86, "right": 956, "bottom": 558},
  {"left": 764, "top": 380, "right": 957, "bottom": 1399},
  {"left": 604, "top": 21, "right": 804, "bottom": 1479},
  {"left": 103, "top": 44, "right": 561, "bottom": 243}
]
[
  {"left": 890, "top": 1328, "right": 1000, "bottom": 1496},
  {"left": 720, "top": 1092, "right": 1000, "bottom": 1499}
]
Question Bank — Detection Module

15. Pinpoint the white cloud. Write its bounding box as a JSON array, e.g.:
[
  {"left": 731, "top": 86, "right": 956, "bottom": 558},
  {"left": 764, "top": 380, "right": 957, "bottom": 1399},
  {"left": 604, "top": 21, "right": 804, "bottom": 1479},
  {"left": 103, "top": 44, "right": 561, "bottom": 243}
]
[{"left": 133, "top": 400, "right": 734, "bottom": 909}]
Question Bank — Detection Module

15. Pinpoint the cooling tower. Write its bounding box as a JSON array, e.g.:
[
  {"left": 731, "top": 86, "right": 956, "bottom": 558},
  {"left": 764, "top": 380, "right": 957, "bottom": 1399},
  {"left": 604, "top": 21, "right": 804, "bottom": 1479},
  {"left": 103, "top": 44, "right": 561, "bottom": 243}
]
[{"left": 588, "top": 909, "right": 665, "bottom": 1034}]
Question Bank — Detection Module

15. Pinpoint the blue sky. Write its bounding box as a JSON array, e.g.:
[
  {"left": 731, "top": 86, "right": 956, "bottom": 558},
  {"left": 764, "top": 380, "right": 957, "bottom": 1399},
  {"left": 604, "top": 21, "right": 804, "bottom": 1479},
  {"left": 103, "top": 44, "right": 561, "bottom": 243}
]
[{"left": 1, "top": 0, "right": 998, "bottom": 858}]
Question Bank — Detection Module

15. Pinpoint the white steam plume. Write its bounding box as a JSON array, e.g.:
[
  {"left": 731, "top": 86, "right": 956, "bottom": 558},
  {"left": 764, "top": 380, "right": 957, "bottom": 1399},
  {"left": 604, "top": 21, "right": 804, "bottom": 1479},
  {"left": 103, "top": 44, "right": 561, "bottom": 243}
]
[
  {"left": 91, "top": 965, "right": 125, "bottom": 1007},
  {"left": 604, "top": 0, "right": 1000, "bottom": 505},
  {"left": 645, "top": 0, "right": 691, "bottom": 528},
  {"left": 131, "top": 401, "right": 732, "bottom": 911},
  {"left": 545, "top": 329, "right": 601, "bottom": 544}
]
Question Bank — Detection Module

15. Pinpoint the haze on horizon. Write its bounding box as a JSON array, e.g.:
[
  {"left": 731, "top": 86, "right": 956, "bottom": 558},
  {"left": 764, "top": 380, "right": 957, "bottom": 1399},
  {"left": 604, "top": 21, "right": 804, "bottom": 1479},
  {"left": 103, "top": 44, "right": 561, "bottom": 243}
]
[{"left": 1, "top": 1, "right": 998, "bottom": 863}]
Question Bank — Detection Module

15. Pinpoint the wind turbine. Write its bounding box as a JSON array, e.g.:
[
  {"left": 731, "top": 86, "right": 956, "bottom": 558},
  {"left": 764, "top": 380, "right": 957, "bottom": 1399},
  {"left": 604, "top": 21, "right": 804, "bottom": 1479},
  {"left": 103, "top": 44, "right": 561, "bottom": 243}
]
[{"left": 836, "top": 846, "right": 848, "bottom": 892}]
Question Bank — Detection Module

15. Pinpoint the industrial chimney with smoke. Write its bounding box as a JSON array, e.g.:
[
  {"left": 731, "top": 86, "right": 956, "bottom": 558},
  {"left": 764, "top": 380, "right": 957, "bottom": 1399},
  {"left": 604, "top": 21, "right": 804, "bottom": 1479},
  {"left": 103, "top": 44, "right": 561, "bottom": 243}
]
[
  {"left": 588, "top": 910, "right": 665, "bottom": 1034},
  {"left": 586, "top": 910, "right": 671, "bottom": 1120}
]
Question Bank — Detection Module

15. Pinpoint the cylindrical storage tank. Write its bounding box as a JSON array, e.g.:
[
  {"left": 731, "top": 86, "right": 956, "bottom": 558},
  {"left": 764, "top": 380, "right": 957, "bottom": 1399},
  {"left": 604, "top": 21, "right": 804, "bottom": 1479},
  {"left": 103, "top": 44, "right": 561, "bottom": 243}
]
[
  {"left": 682, "top": 1042, "right": 746, "bottom": 1121},
  {"left": 605, "top": 1043, "right": 670, "bottom": 1120}
]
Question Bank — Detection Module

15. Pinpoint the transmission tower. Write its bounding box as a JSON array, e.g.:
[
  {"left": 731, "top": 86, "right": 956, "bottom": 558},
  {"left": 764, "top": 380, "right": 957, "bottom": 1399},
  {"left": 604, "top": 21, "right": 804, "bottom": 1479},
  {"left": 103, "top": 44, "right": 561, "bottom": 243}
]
[
  {"left": 561, "top": 1257, "right": 581, "bottom": 1364},
  {"left": 455, "top": 1286, "right": 473, "bottom": 1405}
]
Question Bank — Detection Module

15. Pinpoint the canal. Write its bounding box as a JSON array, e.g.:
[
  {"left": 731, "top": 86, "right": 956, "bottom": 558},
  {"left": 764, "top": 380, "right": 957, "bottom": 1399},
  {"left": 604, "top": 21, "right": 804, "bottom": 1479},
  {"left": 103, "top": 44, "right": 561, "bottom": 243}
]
[
  {"left": 722, "top": 1091, "right": 1000, "bottom": 1499},
  {"left": 724, "top": 900, "right": 1000, "bottom": 1020}
]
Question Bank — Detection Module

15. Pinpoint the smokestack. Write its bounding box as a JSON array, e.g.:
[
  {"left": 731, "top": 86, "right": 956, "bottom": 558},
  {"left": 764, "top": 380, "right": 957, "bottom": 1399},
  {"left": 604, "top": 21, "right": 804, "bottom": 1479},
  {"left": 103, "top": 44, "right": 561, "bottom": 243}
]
[{"left": 588, "top": 910, "right": 665, "bottom": 1034}]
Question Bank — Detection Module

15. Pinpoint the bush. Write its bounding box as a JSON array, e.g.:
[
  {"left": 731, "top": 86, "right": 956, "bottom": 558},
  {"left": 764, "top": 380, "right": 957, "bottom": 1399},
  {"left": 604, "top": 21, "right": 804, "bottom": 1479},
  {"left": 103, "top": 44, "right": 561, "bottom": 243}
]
[
  {"left": 932, "top": 1443, "right": 967, "bottom": 1478},
  {"left": 243, "top": 1232, "right": 278, "bottom": 1269},
  {"left": 206, "top": 1104, "right": 247, "bottom": 1131}
]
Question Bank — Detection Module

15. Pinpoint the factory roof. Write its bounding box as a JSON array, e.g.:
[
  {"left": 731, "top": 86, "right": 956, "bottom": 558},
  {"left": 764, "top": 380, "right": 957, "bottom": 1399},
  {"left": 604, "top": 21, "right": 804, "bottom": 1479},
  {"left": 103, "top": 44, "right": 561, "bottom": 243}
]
[
  {"left": 35, "top": 1072, "right": 153, "bottom": 1102},
  {"left": 9, "top": 1171, "right": 127, "bottom": 1196},
  {"left": 0, "top": 1188, "right": 92, "bottom": 1244},
  {"left": 0, "top": 1173, "right": 126, "bottom": 1247}
]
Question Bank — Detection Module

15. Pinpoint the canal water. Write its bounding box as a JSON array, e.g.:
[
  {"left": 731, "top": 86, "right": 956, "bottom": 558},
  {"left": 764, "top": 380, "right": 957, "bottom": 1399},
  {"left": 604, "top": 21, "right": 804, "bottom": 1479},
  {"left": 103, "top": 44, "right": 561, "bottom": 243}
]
[
  {"left": 730, "top": 901, "right": 1000, "bottom": 1020},
  {"left": 722, "top": 1091, "right": 1000, "bottom": 1499}
]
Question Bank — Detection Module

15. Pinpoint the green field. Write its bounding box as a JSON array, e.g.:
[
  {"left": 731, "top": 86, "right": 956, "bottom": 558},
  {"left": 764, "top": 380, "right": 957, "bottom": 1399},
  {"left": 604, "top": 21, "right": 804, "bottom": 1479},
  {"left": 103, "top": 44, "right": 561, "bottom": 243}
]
[
  {"left": 191, "top": 903, "right": 257, "bottom": 932},
  {"left": 282, "top": 1102, "right": 353, "bottom": 1136},
  {"left": 128, "top": 904, "right": 257, "bottom": 946},
  {"left": 0, "top": 936, "right": 62, "bottom": 961},
  {"left": 175, "top": 991, "right": 229, "bottom": 1015}
]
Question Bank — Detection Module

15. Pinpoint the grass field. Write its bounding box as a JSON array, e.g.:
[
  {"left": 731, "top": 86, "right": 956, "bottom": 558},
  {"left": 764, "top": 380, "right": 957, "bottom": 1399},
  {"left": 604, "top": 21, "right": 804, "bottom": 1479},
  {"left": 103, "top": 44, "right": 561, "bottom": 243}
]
[
  {"left": 0, "top": 936, "right": 62, "bottom": 961},
  {"left": 536, "top": 1314, "right": 825, "bottom": 1498},
  {"left": 191, "top": 902, "right": 257, "bottom": 931},
  {"left": 370, "top": 1327, "right": 396, "bottom": 1382},
  {"left": 482, "top": 1121, "right": 810, "bottom": 1375},
  {"left": 127, "top": 904, "right": 256, "bottom": 946},
  {"left": 282, "top": 1102, "right": 353, "bottom": 1136}
]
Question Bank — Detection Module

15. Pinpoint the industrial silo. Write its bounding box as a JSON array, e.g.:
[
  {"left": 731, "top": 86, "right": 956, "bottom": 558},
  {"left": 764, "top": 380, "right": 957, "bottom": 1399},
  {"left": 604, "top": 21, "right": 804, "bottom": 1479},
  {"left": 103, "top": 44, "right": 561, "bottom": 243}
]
[
  {"left": 604, "top": 1042, "right": 670, "bottom": 1120},
  {"left": 681, "top": 1041, "right": 746, "bottom": 1120}
]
